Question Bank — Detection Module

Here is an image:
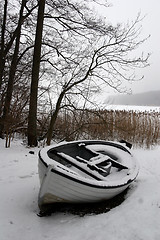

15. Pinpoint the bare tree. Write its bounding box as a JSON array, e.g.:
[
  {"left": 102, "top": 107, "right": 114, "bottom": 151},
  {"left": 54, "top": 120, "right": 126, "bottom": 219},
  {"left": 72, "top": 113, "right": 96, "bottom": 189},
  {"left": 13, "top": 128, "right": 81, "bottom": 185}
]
[
  {"left": 0, "top": 0, "right": 26, "bottom": 137},
  {"left": 44, "top": 14, "right": 149, "bottom": 145},
  {"left": 0, "top": 0, "right": 38, "bottom": 138}
]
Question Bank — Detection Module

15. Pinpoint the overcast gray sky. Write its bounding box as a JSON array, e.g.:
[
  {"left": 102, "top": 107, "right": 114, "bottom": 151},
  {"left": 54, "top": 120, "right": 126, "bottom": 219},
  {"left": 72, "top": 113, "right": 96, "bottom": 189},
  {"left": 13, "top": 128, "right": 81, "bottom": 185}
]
[{"left": 96, "top": 0, "right": 160, "bottom": 95}]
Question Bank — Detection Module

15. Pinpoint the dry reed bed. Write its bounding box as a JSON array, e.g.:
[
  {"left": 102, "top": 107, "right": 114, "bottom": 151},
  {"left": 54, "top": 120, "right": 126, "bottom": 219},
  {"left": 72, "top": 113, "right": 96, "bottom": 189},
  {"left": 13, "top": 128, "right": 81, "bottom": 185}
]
[{"left": 54, "top": 109, "right": 160, "bottom": 148}]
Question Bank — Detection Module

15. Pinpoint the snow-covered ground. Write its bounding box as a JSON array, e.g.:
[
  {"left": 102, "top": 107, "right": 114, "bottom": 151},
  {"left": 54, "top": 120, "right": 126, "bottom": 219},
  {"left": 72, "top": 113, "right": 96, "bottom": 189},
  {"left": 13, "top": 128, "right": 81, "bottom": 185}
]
[{"left": 0, "top": 139, "right": 160, "bottom": 240}]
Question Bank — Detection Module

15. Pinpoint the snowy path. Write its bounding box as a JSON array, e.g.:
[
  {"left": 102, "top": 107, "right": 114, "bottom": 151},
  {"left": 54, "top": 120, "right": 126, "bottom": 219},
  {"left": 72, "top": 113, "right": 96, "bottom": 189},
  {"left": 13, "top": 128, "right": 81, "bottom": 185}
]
[{"left": 0, "top": 139, "right": 160, "bottom": 240}]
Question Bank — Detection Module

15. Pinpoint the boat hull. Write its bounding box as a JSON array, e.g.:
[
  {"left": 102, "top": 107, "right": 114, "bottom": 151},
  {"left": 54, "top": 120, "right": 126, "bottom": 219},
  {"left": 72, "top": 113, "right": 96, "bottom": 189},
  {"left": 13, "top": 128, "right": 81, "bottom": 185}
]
[{"left": 38, "top": 164, "right": 130, "bottom": 208}]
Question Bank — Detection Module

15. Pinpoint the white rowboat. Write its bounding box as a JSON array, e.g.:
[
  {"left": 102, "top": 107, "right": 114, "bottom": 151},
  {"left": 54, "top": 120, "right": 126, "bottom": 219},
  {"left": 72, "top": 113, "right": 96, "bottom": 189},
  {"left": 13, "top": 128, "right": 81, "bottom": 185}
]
[{"left": 38, "top": 140, "right": 139, "bottom": 210}]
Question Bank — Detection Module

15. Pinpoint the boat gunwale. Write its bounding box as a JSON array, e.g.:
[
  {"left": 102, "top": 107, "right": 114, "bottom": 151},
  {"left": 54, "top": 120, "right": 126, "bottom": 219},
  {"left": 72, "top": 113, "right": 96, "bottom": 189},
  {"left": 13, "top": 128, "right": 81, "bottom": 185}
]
[{"left": 39, "top": 140, "right": 132, "bottom": 168}]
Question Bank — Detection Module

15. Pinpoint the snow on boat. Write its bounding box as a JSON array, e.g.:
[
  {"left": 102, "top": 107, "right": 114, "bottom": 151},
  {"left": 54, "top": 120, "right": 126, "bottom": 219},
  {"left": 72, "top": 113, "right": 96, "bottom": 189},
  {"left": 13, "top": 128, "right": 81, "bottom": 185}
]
[{"left": 38, "top": 140, "right": 139, "bottom": 210}]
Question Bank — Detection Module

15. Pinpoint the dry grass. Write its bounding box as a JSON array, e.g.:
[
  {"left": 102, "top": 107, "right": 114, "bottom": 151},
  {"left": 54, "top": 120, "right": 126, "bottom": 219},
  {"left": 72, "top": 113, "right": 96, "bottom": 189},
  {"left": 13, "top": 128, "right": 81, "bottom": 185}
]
[
  {"left": 54, "top": 109, "right": 160, "bottom": 148},
  {"left": 4, "top": 106, "right": 160, "bottom": 149}
]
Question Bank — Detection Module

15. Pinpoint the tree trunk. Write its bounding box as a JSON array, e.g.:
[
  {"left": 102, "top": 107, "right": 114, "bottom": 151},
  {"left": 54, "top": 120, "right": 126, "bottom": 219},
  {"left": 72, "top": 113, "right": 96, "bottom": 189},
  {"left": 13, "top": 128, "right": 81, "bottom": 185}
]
[
  {"left": 0, "top": 0, "right": 8, "bottom": 91},
  {"left": 27, "top": 0, "right": 45, "bottom": 147},
  {"left": 46, "top": 91, "right": 65, "bottom": 145}
]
